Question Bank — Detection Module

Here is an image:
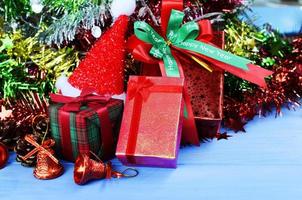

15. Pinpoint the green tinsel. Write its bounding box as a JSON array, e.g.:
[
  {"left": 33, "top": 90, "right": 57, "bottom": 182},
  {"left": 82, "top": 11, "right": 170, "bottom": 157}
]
[{"left": 0, "top": 31, "right": 79, "bottom": 98}]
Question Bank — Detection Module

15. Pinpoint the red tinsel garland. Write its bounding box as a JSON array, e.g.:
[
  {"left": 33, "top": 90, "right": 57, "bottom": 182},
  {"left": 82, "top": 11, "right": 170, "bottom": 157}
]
[{"left": 224, "top": 37, "right": 302, "bottom": 132}]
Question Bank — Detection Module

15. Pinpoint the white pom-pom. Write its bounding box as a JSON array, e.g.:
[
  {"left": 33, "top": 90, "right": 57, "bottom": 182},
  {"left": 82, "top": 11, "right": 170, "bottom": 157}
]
[
  {"left": 31, "top": 4, "right": 43, "bottom": 13},
  {"left": 91, "top": 26, "right": 102, "bottom": 38},
  {"left": 111, "top": 0, "right": 136, "bottom": 20},
  {"left": 112, "top": 92, "right": 126, "bottom": 102},
  {"left": 30, "top": 0, "right": 43, "bottom": 13},
  {"left": 55, "top": 75, "right": 81, "bottom": 97}
]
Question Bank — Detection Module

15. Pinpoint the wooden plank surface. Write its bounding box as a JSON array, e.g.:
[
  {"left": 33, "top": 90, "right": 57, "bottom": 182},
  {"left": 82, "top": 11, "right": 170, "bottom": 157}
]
[{"left": 0, "top": 106, "right": 301, "bottom": 200}]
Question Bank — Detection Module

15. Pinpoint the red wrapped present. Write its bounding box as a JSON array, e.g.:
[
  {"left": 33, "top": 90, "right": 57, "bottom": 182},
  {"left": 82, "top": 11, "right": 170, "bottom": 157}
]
[
  {"left": 140, "top": 32, "right": 225, "bottom": 138},
  {"left": 116, "top": 76, "right": 184, "bottom": 168},
  {"left": 49, "top": 89, "right": 123, "bottom": 162},
  {"left": 127, "top": 0, "right": 272, "bottom": 140},
  {"left": 182, "top": 31, "right": 224, "bottom": 137}
]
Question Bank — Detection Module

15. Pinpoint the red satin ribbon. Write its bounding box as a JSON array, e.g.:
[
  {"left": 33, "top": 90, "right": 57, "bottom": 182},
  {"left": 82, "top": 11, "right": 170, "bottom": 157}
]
[
  {"left": 178, "top": 47, "right": 273, "bottom": 88},
  {"left": 125, "top": 77, "right": 183, "bottom": 163},
  {"left": 161, "top": 0, "right": 183, "bottom": 35},
  {"left": 59, "top": 110, "right": 73, "bottom": 160},
  {"left": 50, "top": 89, "right": 114, "bottom": 161},
  {"left": 50, "top": 88, "right": 111, "bottom": 112}
]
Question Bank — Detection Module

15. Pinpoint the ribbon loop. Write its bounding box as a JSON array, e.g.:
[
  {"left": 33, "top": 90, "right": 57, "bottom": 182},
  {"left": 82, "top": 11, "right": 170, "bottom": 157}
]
[
  {"left": 128, "top": 77, "right": 154, "bottom": 101},
  {"left": 173, "top": 21, "right": 200, "bottom": 43},
  {"left": 134, "top": 22, "right": 166, "bottom": 47},
  {"left": 50, "top": 89, "right": 111, "bottom": 112},
  {"left": 197, "top": 20, "right": 213, "bottom": 41},
  {"left": 134, "top": 20, "right": 181, "bottom": 77},
  {"left": 167, "top": 9, "right": 185, "bottom": 41}
]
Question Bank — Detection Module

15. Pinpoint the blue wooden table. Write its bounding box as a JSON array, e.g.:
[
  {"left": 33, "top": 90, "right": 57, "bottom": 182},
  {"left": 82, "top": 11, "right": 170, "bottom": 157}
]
[{"left": 1, "top": 106, "right": 301, "bottom": 200}]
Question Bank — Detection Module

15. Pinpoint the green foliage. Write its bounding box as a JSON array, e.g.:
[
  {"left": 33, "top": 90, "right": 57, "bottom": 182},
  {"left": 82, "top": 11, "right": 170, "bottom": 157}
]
[
  {"left": 40, "top": 1, "right": 111, "bottom": 45},
  {"left": 0, "top": 0, "right": 31, "bottom": 22},
  {"left": 0, "top": 31, "right": 79, "bottom": 98},
  {"left": 0, "top": 0, "right": 112, "bottom": 45},
  {"left": 42, "top": 0, "right": 106, "bottom": 13}
]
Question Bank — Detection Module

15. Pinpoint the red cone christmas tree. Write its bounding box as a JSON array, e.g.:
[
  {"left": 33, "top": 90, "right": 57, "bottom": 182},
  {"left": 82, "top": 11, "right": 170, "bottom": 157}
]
[{"left": 68, "top": 15, "right": 129, "bottom": 95}]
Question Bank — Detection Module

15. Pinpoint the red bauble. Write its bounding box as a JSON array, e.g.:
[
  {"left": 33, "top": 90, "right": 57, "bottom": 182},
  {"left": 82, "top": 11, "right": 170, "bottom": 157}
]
[
  {"left": 69, "top": 15, "right": 129, "bottom": 95},
  {"left": 0, "top": 142, "right": 9, "bottom": 169}
]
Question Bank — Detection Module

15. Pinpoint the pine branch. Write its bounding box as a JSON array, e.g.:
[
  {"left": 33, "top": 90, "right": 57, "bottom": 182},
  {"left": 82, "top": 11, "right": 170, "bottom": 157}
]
[
  {"left": 42, "top": 0, "right": 110, "bottom": 13},
  {"left": 41, "top": 0, "right": 112, "bottom": 45},
  {"left": 0, "top": 0, "right": 31, "bottom": 22}
]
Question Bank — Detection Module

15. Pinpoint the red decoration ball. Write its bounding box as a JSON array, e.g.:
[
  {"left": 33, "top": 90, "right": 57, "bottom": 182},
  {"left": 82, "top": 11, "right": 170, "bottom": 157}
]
[{"left": 0, "top": 142, "right": 9, "bottom": 169}]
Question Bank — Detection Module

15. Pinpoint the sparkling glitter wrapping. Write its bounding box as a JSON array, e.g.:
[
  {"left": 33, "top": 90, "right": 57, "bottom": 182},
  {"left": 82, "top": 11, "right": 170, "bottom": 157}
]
[
  {"left": 68, "top": 16, "right": 129, "bottom": 95},
  {"left": 116, "top": 76, "right": 184, "bottom": 168},
  {"left": 185, "top": 32, "right": 224, "bottom": 137}
]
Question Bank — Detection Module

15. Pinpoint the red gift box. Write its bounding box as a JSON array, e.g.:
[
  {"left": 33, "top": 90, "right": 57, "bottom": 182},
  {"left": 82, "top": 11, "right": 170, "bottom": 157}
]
[
  {"left": 183, "top": 32, "right": 225, "bottom": 138},
  {"left": 140, "top": 32, "right": 224, "bottom": 138},
  {"left": 116, "top": 76, "right": 184, "bottom": 168}
]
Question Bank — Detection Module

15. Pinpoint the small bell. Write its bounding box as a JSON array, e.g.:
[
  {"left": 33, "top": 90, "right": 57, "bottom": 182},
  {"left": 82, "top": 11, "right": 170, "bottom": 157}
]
[
  {"left": 21, "top": 135, "right": 64, "bottom": 180},
  {"left": 34, "top": 139, "right": 64, "bottom": 180},
  {"left": 15, "top": 114, "right": 50, "bottom": 167},
  {"left": 74, "top": 153, "right": 138, "bottom": 185},
  {"left": 0, "top": 142, "right": 9, "bottom": 169}
]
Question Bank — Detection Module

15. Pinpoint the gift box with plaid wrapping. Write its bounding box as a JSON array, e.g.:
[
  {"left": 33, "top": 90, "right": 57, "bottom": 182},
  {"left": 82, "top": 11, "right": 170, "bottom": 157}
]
[{"left": 49, "top": 92, "right": 123, "bottom": 162}]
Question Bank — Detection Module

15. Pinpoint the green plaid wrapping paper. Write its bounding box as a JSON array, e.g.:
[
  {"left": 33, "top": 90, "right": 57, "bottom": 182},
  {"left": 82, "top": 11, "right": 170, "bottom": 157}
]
[{"left": 49, "top": 99, "right": 123, "bottom": 162}]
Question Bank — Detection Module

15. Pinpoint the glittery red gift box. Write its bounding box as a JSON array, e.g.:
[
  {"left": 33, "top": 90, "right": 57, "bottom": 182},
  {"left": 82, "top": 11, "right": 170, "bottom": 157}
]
[
  {"left": 116, "top": 76, "right": 184, "bottom": 168},
  {"left": 187, "top": 32, "right": 224, "bottom": 138},
  {"left": 140, "top": 32, "right": 224, "bottom": 138}
]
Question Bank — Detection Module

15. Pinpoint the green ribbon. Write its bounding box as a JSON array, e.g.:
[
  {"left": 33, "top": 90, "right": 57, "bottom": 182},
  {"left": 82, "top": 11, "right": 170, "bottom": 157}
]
[{"left": 134, "top": 9, "right": 251, "bottom": 77}]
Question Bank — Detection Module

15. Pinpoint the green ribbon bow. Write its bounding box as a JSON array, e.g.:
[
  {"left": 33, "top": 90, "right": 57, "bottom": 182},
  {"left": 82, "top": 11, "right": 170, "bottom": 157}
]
[{"left": 134, "top": 9, "right": 252, "bottom": 77}]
